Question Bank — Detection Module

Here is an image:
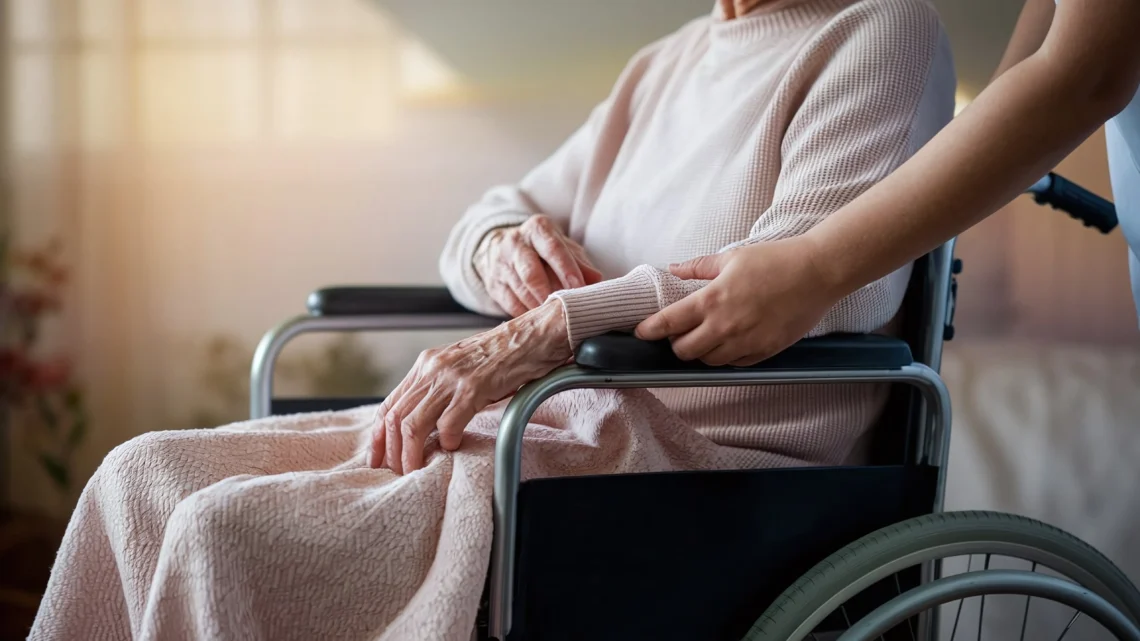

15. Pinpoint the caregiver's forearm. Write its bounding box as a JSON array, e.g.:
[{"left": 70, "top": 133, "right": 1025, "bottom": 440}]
[{"left": 804, "top": 0, "right": 1140, "bottom": 299}]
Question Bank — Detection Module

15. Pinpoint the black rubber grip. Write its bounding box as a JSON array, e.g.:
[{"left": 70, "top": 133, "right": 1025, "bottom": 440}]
[
  {"left": 1027, "top": 173, "right": 1118, "bottom": 234},
  {"left": 307, "top": 286, "right": 477, "bottom": 316}
]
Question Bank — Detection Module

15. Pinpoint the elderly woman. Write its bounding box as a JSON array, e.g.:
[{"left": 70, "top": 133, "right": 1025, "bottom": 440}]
[{"left": 32, "top": 1, "right": 954, "bottom": 639}]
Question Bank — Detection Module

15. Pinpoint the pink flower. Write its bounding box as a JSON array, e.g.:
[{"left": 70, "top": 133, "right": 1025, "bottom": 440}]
[{"left": 28, "top": 359, "right": 72, "bottom": 392}]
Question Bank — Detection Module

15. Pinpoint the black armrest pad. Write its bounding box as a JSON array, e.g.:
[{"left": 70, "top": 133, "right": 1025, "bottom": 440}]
[
  {"left": 307, "top": 286, "right": 482, "bottom": 316},
  {"left": 575, "top": 332, "right": 913, "bottom": 372}
]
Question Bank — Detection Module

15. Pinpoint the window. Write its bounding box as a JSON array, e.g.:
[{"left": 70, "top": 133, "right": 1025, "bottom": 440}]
[{"left": 7, "top": 0, "right": 463, "bottom": 151}]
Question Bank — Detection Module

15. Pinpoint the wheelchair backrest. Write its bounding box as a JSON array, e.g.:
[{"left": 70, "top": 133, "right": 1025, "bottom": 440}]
[{"left": 865, "top": 240, "right": 955, "bottom": 466}]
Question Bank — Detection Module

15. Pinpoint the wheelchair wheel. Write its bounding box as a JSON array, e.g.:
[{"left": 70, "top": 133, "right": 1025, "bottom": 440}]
[{"left": 743, "top": 511, "right": 1140, "bottom": 641}]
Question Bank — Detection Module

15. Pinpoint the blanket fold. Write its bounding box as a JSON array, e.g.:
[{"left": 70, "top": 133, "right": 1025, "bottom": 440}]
[{"left": 31, "top": 389, "right": 792, "bottom": 641}]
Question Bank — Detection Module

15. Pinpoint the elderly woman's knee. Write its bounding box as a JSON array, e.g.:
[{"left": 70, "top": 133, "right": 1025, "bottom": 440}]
[
  {"left": 162, "top": 479, "right": 273, "bottom": 557},
  {"left": 97, "top": 431, "right": 195, "bottom": 488},
  {"left": 161, "top": 485, "right": 244, "bottom": 558}
]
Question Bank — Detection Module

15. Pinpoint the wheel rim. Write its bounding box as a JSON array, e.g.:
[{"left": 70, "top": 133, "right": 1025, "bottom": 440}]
[
  {"left": 776, "top": 541, "right": 1140, "bottom": 641},
  {"left": 835, "top": 570, "right": 1140, "bottom": 641}
]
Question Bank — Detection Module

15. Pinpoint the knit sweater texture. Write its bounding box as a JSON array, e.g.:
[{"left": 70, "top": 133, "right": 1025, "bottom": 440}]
[{"left": 442, "top": 0, "right": 955, "bottom": 454}]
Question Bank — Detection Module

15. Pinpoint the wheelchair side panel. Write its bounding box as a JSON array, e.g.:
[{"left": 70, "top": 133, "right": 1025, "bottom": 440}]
[{"left": 505, "top": 464, "right": 938, "bottom": 641}]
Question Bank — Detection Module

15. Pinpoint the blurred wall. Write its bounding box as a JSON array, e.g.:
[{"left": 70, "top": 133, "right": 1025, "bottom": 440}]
[
  {"left": 6, "top": 0, "right": 681, "bottom": 512},
  {"left": 4, "top": 0, "right": 1138, "bottom": 514}
]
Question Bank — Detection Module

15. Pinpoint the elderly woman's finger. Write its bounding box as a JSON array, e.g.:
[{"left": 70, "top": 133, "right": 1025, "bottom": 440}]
[
  {"left": 370, "top": 411, "right": 385, "bottom": 468},
  {"left": 634, "top": 293, "right": 705, "bottom": 341},
  {"left": 436, "top": 394, "right": 480, "bottom": 452},
  {"left": 530, "top": 233, "right": 586, "bottom": 290},
  {"left": 503, "top": 268, "right": 542, "bottom": 309},
  {"left": 512, "top": 249, "right": 555, "bottom": 303},
  {"left": 382, "top": 382, "right": 430, "bottom": 474},
  {"left": 490, "top": 282, "right": 529, "bottom": 317},
  {"left": 399, "top": 392, "right": 450, "bottom": 473},
  {"left": 564, "top": 238, "right": 601, "bottom": 267},
  {"left": 370, "top": 382, "right": 408, "bottom": 468},
  {"left": 384, "top": 410, "right": 403, "bottom": 475}
]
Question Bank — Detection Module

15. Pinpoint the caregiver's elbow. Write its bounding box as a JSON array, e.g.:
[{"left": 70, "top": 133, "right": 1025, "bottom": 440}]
[
  {"left": 1034, "top": 17, "right": 1140, "bottom": 124},
  {"left": 1079, "top": 64, "right": 1140, "bottom": 122}
]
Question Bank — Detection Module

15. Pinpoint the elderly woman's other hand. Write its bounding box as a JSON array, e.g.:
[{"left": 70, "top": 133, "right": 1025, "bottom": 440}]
[
  {"left": 476, "top": 215, "right": 602, "bottom": 316},
  {"left": 370, "top": 299, "right": 572, "bottom": 474}
]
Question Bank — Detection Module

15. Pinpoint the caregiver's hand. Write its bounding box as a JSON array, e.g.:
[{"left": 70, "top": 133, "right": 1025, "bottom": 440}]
[
  {"left": 477, "top": 215, "right": 602, "bottom": 316},
  {"left": 370, "top": 299, "right": 572, "bottom": 474},
  {"left": 635, "top": 236, "right": 840, "bottom": 367}
]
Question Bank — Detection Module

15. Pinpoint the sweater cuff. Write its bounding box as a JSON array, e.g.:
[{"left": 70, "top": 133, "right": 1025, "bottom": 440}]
[{"left": 549, "top": 266, "right": 662, "bottom": 347}]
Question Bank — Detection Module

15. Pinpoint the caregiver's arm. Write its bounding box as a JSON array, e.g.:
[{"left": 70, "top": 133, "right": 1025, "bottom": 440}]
[
  {"left": 550, "top": 0, "right": 952, "bottom": 349},
  {"left": 637, "top": 0, "right": 1140, "bottom": 366}
]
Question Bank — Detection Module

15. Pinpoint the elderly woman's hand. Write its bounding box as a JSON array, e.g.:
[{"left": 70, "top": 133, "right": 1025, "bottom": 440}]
[
  {"left": 476, "top": 215, "right": 602, "bottom": 316},
  {"left": 370, "top": 299, "right": 572, "bottom": 474}
]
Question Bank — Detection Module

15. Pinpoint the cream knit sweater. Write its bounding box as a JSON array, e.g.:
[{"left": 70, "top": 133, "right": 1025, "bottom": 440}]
[{"left": 442, "top": 0, "right": 955, "bottom": 456}]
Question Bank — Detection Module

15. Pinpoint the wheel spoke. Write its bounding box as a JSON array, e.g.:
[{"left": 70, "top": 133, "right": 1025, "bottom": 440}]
[
  {"left": 895, "top": 574, "right": 917, "bottom": 641},
  {"left": 1018, "top": 562, "right": 1037, "bottom": 641},
  {"left": 1055, "top": 611, "right": 1082, "bottom": 641},
  {"left": 977, "top": 554, "right": 992, "bottom": 641},
  {"left": 949, "top": 555, "right": 974, "bottom": 641},
  {"left": 842, "top": 605, "right": 853, "bottom": 628}
]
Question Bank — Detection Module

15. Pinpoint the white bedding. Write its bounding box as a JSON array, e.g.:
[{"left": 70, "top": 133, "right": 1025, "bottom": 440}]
[{"left": 938, "top": 341, "right": 1140, "bottom": 639}]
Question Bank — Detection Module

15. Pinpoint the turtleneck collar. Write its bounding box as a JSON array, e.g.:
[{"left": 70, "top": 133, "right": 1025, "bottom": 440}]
[{"left": 709, "top": 0, "right": 861, "bottom": 46}]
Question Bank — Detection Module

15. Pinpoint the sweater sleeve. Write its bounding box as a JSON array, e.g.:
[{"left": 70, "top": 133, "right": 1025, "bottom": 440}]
[
  {"left": 438, "top": 35, "right": 674, "bottom": 317},
  {"left": 551, "top": 0, "right": 955, "bottom": 346}
]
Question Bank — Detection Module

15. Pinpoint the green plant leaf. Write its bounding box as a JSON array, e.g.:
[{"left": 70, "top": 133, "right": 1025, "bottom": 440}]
[
  {"left": 39, "top": 453, "right": 70, "bottom": 490},
  {"left": 63, "top": 388, "right": 83, "bottom": 410},
  {"left": 66, "top": 416, "right": 87, "bottom": 449},
  {"left": 36, "top": 395, "right": 59, "bottom": 431}
]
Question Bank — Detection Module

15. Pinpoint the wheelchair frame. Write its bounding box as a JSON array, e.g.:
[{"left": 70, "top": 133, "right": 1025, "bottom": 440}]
[{"left": 250, "top": 240, "right": 958, "bottom": 640}]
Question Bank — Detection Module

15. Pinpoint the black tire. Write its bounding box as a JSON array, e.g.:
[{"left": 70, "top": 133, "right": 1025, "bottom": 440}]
[{"left": 744, "top": 511, "right": 1140, "bottom": 641}]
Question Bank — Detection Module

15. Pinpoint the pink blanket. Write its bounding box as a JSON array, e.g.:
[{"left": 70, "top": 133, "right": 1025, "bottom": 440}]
[{"left": 31, "top": 389, "right": 797, "bottom": 641}]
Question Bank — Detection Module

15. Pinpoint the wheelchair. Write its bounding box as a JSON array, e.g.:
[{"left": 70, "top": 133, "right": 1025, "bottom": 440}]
[{"left": 249, "top": 173, "right": 1138, "bottom": 640}]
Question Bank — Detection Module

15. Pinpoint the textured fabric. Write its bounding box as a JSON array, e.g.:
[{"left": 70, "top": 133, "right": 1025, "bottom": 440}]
[
  {"left": 32, "top": 393, "right": 808, "bottom": 641},
  {"left": 35, "top": 2, "right": 956, "bottom": 639},
  {"left": 441, "top": 0, "right": 956, "bottom": 448}
]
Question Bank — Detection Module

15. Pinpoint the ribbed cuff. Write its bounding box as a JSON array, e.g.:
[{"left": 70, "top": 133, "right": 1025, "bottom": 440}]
[{"left": 549, "top": 266, "right": 662, "bottom": 347}]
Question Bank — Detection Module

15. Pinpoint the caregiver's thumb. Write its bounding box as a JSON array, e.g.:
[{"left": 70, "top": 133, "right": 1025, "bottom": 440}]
[{"left": 669, "top": 253, "right": 726, "bottom": 280}]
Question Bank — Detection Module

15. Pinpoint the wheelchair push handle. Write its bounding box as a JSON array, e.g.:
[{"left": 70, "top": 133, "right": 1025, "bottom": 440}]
[{"left": 1027, "top": 172, "right": 1118, "bottom": 234}]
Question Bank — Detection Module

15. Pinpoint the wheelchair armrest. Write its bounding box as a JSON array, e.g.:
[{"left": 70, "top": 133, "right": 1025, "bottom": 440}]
[
  {"left": 575, "top": 332, "right": 913, "bottom": 372},
  {"left": 306, "top": 286, "right": 484, "bottom": 317}
]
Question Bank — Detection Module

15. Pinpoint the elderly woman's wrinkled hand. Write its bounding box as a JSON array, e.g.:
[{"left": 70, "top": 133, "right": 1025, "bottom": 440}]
[
  {"left": 370, "top": 299, "right": 572, "bottom": 474},
  {"left": 477, "top": 215, "right": 602, "bottom": 316}
]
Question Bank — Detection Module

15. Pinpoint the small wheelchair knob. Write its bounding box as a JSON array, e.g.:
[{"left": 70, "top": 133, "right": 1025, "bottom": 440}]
[
  {"left": 951, "top": 258, "right": 963, "bottom": 275},
  {"left": 943, "top": 325, "right": 956, "bottom": 341}
]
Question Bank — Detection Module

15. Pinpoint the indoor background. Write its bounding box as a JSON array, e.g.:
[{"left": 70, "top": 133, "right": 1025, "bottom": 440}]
[{"left": 2, "top": 0, "right": 1138, "bottom": 636}]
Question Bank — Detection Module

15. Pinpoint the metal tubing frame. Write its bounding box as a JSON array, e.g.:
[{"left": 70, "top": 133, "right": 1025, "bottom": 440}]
[
  {"left": 913, "top": 241, "right": 956, "bottom": 641},
  {"left": 920, "top": 239, "right": 956, "bottom": 373},
  {"left": 487, "top": 362, "right": 952, "bottom": 640},
  {"left": 838, "top": 570, "right": 1140, "bottom": 641},
  {"left": 249, "top": 313, "right": 497, "bottom": 419}
]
